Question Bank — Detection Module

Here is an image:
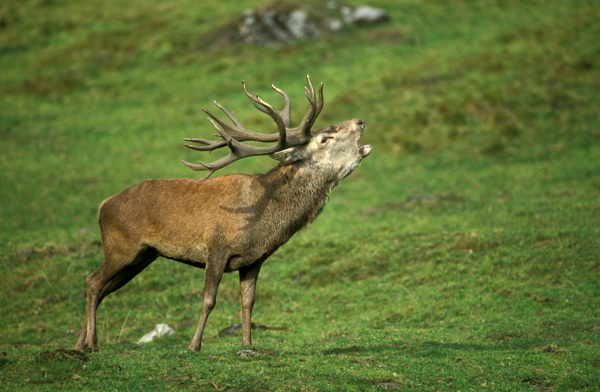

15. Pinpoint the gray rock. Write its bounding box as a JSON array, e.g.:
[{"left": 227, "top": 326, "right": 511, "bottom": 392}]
[{"left": 207, "top": 2, "right": 390, "bottom": 46}]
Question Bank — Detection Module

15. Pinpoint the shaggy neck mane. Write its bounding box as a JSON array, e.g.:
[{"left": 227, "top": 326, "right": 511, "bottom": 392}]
[{"left": 259, "top": 162, "right": 336, "bottom": 238}]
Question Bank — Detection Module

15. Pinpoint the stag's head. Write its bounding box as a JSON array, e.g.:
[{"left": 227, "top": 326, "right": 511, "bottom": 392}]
[
  {"left": 271, "top": 119, "right": 371, "bottom": 183},
  {"left": 183, "top": 75, "right": 371, "bottom": 181}
]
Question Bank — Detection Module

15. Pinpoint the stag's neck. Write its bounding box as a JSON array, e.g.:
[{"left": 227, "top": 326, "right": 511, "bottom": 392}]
[{"left": 258, "top": 162, "right": 337, "bottom": 236}]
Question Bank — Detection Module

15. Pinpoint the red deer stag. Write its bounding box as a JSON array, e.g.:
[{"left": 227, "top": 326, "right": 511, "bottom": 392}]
[{"left": 75, "top": 75, "right": 372, "bottom": 352}]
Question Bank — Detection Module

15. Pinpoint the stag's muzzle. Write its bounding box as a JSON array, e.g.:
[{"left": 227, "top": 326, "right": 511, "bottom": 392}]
[{"left": 356, "top": 120, "right": 371, "bottom": 158}]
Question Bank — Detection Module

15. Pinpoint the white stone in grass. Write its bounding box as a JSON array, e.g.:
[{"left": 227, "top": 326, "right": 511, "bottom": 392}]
[
  {"left": 138, "top": 323, "right": 175, "bottom": 344},
  {"left": 236, "top": 349, "right": 258, "bottom": 357}
]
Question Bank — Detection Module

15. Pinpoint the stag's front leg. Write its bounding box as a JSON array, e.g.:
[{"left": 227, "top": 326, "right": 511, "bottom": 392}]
[
  {"left": 239, "top": 262, "right": 262, "bottom": 346},
  {"left": 189, "top": 259, "right": 226, "bottom": 352}
]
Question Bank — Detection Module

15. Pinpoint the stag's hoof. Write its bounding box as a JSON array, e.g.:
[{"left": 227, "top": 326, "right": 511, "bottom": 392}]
[{"left": 188, "top": 344, "right": 201, "bottom": 352}]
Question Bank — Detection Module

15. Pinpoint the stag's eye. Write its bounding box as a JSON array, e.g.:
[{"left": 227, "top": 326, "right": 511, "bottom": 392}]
[{"left": 321, "top": 136, "right": 333, "bottom": 144}]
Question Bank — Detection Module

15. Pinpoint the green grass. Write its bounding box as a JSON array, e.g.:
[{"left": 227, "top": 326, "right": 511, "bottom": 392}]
[{"left": 1, "top": 0, "right": 599, "bottom": 390}]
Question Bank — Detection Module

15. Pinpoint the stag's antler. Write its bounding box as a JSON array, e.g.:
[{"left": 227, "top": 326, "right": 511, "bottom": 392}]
[{"left": 182, "top": 75, "right": 324, "bottom": 180}]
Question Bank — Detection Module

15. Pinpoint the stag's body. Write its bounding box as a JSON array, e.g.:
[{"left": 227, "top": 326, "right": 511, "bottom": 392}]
[
  {"left": 75, "top": 77, "right": 371, "bottom": 352},
  {"left": 102, "top": 167, "right": 331, "bottom": 269}
]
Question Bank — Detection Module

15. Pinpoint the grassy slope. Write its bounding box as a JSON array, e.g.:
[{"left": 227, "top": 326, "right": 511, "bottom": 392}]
[{"left": 1, "top": 0, "right": 599, "bottom": 390}]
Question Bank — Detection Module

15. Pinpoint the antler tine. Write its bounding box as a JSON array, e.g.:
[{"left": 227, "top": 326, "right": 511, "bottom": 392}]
[
  {"left": 181, "top": 160, "right": 214, "bottom": 178},
  {"left": 182, "top": 115, "right": 233, "bottom": 154},
  {"left": 242, "top": 80, "right": 272, "bottom": 114},
  {"left": 212, "top": 101, "right": 244, "bottom": 128},
  {"left": 241, "top": 81, "right": 291, "bottom": 128},
  {"left": 183, "top": 115, "right": 233, "bottom": 150},
  {"left": 291, "top": 75, "right": 324, "bottom": 140},
  {"left": 312, "top": 80, "right": 324, "bottom": 128},
  {"left": 270, "top": 84, "right": 292, "bottom": 127},
  {"left": 183, "top": 138, "right": 228, "bottom": 151},
  {"left": 204, "top": 102, "right": 280, "bottom": 143},
  {"left": 242, "top": 81, "right": 288, "bottom": 142}
]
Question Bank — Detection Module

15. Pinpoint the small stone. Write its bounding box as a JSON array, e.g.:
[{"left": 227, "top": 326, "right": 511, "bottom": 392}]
[
  {"left": 236, "top": 349, "right": 258, "bottom": 357},
  {"left": 138, "top": 323, "right": 175, "bottom": 344}
]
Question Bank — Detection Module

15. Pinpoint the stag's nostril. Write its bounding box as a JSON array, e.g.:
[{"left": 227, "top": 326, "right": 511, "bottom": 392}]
[{"left": 357, "top": 120, "right": 365, "bottom": 129}]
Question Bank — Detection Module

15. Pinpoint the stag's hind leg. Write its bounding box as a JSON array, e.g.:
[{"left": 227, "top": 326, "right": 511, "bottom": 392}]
[{"left": 75, "top": 246, "right": 157, "bottom": 351}]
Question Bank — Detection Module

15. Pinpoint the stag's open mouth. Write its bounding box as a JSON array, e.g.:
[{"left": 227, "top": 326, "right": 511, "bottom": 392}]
[
  {"left": 359, "top": 143, "right": 372, "bottom": 157},
  {"left": 356, "top": 120, "right": 371, "bottom": 157}
]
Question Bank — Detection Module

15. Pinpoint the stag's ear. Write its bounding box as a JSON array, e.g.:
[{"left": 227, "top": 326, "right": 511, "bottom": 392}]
[{"left": 269, "top": 147, "right": 309, "bottom": 164}]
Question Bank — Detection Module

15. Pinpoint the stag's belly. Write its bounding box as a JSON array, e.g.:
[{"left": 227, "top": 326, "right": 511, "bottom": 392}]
[
  {"left": 152, "top": 242, "right": 209, "bottom": 268},
  {"left": 146, "top": 229, "right": 276, "bottom": 271},
  {"left": 153, "top": 243, "right": 276, "bottom": 273}
]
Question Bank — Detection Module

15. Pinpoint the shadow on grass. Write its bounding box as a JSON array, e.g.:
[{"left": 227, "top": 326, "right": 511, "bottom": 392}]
[{"left": 322, "top": 337, "right": 544, "bottom": 358}]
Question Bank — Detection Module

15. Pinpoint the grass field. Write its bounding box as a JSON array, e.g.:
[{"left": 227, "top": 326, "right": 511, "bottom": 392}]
[{"left": 1, "top": 0, "right": 599, "bottom": 390}]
